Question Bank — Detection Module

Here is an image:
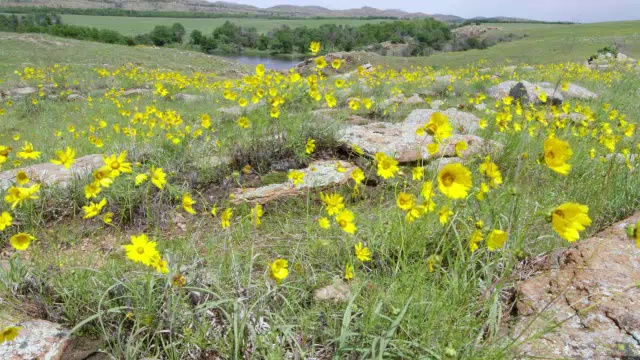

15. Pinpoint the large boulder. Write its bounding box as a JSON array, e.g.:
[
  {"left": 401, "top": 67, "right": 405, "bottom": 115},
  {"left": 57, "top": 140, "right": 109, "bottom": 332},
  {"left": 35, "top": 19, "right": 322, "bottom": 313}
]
[
  {"left": 512, "top": 212, "right": 640, "bottom": 358},
  {"left": 231, "top": 160, "right": 356, "bottom": 205},
  {"left": 489, "top": 81, "right": 598, "bottom": 104},
  {"left": 489, "top": 80, "right": 562, "bottom": 104},
  {"left": 0, "top": 154, "right": 103, "bottom": 191},
  {"left": 339, "top": 108, "right": 501, "bottom": 162}
]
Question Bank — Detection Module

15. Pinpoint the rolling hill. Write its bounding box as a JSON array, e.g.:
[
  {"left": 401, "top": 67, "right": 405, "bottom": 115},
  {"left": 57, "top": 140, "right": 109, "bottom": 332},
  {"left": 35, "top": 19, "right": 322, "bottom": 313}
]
[{"left": 0, "top": 0, "right": 464, "bottom": 21}]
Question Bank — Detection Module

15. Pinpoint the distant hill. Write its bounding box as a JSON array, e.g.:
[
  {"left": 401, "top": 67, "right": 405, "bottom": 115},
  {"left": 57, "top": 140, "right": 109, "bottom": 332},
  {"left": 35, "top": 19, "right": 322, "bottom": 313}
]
[{"left": 0, "top": 0, "right": 464, "bottom": 21}]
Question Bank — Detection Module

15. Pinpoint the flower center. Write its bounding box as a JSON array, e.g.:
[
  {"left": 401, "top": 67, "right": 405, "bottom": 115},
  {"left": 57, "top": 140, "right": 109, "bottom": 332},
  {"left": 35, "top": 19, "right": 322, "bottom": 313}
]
[
  {"left": 111, "top": 161, "right": 120, "bottom": 170},
  {"left": 136, "top": 246, "right": 145, "bottom": 255},
  {"left": 442, "top": 173, "right": 455, "bottom": 186}
]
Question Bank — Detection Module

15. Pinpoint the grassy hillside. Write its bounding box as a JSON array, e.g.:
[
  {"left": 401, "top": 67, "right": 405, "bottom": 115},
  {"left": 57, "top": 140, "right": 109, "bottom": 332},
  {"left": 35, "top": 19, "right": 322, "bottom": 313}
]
[
  {"left": 370, "top": 21, "right": 640, "bottom": 68},
  {"left": 0, "top": 32, "right": 246, "bottom": 76},
  {"left": 58, "top": 14, "right": 386, "bottom": 35}
]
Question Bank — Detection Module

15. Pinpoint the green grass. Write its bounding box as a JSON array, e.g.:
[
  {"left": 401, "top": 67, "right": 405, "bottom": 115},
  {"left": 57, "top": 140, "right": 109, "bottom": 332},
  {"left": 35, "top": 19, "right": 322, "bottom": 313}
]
[
  {"left": 0, "top": 32, "right": 247, "bottom": 76},
  {"left": 367, "top": 21, "right": 640, "bottom": 68},
  {"left": 59, "top": 14, "right": 385, "bottom": 36},
  {"left": 0, "top": 27, "right": 639, "bottom": 359}
]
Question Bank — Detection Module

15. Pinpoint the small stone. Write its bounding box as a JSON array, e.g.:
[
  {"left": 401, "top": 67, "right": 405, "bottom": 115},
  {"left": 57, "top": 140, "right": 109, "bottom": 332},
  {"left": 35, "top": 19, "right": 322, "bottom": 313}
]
[{"left": 314, "top": 280, "right": 351, "bottom": 303}]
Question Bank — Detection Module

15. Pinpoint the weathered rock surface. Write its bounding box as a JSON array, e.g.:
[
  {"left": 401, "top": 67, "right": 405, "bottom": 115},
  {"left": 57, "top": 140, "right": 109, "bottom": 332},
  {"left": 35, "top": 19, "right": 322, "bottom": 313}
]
[
  {"left": 0, "top": 320, "right": 70, "bottom": 359},
  {"left": 512, "top": 212, "right": 640, "bottom": 359},
  {"left": 231, "top": 160, "right": 356, "bottom": 204},
  {"left": 339, "top": 108, "right": 502, "bottom": 163},
  {"left": 488, "top": 81, "right": 598, "bottom": 104},
  {"left": 0, "top": 154, "right": 103, "bottom": 191}
]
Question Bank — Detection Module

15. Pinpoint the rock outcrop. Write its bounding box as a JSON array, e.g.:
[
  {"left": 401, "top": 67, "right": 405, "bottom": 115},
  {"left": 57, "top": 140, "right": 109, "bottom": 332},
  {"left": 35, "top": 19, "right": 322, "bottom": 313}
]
[
  {"left": 512, "top": 212, "right": 640, "bottom": 359},
  {"left": 339, "top": 108, "right": 502, "bottom": 162},
  {"left": 488, "top": 81, "right": 597, "bottom": 104}
]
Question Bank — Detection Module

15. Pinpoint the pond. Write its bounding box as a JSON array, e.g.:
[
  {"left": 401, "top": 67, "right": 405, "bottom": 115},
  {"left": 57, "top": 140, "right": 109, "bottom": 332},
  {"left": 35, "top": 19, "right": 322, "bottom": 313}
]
[{"left": 218, "top": 54, "right": 307, "bottom": 71}]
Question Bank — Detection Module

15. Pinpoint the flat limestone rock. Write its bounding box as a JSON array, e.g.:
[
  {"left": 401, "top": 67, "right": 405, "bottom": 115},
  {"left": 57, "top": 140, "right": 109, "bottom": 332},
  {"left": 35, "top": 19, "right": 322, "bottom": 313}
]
[
  {"left": 512, "top": 212, "right": 640, "bottom": 359},
  {"left": 231, "top": 160, "right": 356, "bottom": 205},
  {"left": 340, "top": 108, "right": 501, "bottom": 162},
  {"left": 0, "top": 154, "right": 103, "bottom": 191},
  {"left": 0, "top": 320, "right": 70, "bottom": 360}
]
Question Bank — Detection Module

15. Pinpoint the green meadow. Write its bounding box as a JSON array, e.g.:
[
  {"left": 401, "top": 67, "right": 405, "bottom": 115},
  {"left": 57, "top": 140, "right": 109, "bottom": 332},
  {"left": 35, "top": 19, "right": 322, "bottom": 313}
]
[{"left": 59, "top": 14, "right": 385, "bottom": 35}]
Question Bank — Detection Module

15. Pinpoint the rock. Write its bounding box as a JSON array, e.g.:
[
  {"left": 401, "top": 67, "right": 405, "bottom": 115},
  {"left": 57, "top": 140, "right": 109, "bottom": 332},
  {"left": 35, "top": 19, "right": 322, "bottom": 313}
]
[
  {"left": 617, "top": 53, "right": 629, "bottom": 61},
  {"left": 314, "top": 280, "right": 351, "bottom": 303},
  {"left": 489, "top": 80, "right": 562, "bottom": 104},
  {"left": 430, "top": 100, "right": 444, "bottom": 110},
  {"left": 0, "top": 154, "right": 103, "bottom": 191},
  {"left": 66, "top": 94, "right": 85, "bottom": 101},
  {"left": 340, "top": 108, "right": 502, "bottom": 163},
  {"left": 175, "top": 93, "right": 204, "bottom": 102},
  {"left": 512, "top": 212, "right": 640, "bottom": 359},
  {"left": 345, "top": 115, "right": 370, "bottom": 125},
  {"left": 231, "top": 160, "right": 356, "bottom": 205},
  {"left": 405, "top": 94, "right": 424, "bottom": 105},
  {"left": 562, "top": 83, "right": 599, "bottom": 100},
  {"left": 0, "top": 320, "right": 70, "bottom": 359},
  {"left": 520, "top": 66, "right": 535, "bottom": 72},
  {"left": 556, "top": 112, "right": 587, "bottom": 124},
  {"left": 7, "top": 87, "right": 37, "bottom": 97},
  {"left": 122, "top": 88, "right": 151, "bottom": 96},
  {"left": 474, "top": 103, "right": 487, "bottom": 111},
  {"left": 434, "top": 75, "right": 453, "bottom": 86},
  {"left": 478, "top": 68, "right": 492, "bottom": 74}
]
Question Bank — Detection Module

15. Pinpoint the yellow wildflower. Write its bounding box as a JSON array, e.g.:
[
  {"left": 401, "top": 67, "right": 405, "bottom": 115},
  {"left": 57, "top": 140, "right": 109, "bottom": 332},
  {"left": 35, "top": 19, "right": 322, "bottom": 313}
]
[{"left": 354, "top": 242, "right": 371, "bottom": 261}]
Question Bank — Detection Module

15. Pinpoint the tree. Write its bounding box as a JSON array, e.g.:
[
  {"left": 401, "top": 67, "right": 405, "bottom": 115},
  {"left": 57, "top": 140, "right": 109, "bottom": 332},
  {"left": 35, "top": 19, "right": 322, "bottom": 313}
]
[
  {"left": 149, "top": 25, "right": 174, "bottom": 46},
  {"left": 171, "top": 22, "right": 185, "bottom": 43},
  {"left": 190, "top": 29, "right": 203, "bottom": 45}
]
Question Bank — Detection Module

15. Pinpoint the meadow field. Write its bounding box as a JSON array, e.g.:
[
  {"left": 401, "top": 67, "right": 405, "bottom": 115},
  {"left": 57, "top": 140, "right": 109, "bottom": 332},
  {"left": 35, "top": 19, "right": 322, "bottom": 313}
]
[
  {"left": 0, "top": 20, "right": 639, "bottom": 359},
  {"left": 58, "top": 14, "right": 385, "bottom": 35}
]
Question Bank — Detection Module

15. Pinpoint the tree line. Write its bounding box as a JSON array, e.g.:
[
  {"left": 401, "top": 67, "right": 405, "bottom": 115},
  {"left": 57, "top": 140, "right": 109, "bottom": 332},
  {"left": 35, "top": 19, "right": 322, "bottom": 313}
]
[
  {"left": 0, "top": 13, "right": 186, "bottom": 46},
  {"left": 190, "top": 19, "right": 453, "bottom": 55},
  {"left": 0, "top": 13, "right": 496, "bottom": 57}
]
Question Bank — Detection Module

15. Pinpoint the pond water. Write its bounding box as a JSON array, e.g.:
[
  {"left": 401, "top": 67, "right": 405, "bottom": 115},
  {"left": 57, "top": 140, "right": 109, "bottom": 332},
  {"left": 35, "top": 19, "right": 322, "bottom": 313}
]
[{"left": 218, "top": 54, "right": 307, "bottom": 71}]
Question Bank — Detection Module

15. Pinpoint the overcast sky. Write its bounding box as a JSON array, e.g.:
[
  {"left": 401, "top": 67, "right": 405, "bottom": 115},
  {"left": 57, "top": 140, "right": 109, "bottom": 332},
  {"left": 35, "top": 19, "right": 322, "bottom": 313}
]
[{"left": 219, "top": 0, "right": 640, "bottom": 23}]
